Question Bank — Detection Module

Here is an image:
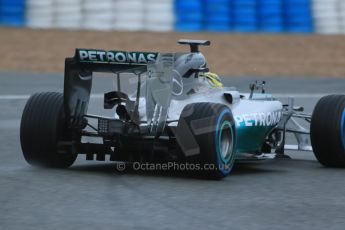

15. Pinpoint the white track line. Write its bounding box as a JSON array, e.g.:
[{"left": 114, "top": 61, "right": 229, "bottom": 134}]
[
  {"left": 0, "top": 95, "right": 30, "bottom": 100},
  {"left": 0, "top": 94, "right": 103, "bottom": 100},
  {"left": 0, "top": 93, "right": 330, "bottom": 100},
  {"left": 273, "top": 93, "right": 329, "bottom": 98}
]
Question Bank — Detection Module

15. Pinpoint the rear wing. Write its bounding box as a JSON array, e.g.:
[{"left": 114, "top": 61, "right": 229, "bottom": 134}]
[
  {"left": 66, "top": 49, "right": 159, "bottom": 73},
  {"left": 64, "top": 49, "right": 159, "bottom": 127}
]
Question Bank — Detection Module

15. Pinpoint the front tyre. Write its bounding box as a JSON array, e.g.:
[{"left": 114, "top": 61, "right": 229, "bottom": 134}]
[
  {"left": 176, "top": 103, "right": 236, "bottom": 179},
  {"left": 310, "top": 95, "right": 345, "bottom": 167},
  {"left": 20, "top": 92, "right": 77, "bottom": 168}
]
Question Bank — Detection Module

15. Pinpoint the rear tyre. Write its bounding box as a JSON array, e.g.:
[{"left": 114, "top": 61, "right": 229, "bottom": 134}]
[
  {"left": 176, "top": 103, "right": 236, "bottom": 179},
  {"left": 310, "top": 95, "right": 345, "bottom": 167},
  {"left": 20, "top": 92, "right": 77, "bottom": 168}
]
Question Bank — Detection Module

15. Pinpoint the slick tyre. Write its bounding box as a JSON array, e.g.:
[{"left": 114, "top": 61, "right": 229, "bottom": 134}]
[
  {"left": 310, "top": 95, "right": 345, "bottom": 167},
  {"left": 176, "top": 103, "right": 236, "bottom": 179},
  {"left": 20, "top": 92, "right": 77, "bottom": 168}
]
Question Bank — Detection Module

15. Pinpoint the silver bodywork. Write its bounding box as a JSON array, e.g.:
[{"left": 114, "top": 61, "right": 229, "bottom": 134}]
[
  {"left": 132, "top": 51, "right": 313, "bottom": 157},
  {"left": 144, "top": 52, "right": 283, "bottom": 123}
]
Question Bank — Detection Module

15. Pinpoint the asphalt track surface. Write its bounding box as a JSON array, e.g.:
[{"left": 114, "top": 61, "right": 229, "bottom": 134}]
[{"left": 1, "top": 71, "right": 345, "bottom": 230}]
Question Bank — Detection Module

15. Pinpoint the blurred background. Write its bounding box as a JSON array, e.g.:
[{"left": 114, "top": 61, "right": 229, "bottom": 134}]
[
  {"left": 1, "top": 0, "right": 345, "bottom": 77},
  {"left": 0, "top": 0, "right": 344, "bottom": 33}
]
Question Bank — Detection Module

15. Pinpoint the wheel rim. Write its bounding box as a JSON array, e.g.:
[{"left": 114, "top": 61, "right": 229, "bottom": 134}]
[{"left": 219, "top": 121, "right": 233, "bottom": 163}]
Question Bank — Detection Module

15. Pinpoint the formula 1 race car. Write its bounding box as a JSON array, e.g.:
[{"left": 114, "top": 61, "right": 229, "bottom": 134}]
[{"left": 20, "top": 40, "right": 345, "bottom": 179}]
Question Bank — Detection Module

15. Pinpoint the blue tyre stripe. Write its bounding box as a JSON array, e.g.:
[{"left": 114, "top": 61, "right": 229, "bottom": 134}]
[{"left": 215, "top": 109, "right": 235, "bottom": 175}]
